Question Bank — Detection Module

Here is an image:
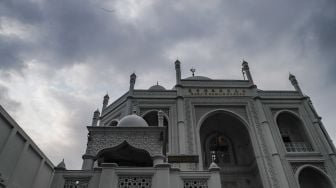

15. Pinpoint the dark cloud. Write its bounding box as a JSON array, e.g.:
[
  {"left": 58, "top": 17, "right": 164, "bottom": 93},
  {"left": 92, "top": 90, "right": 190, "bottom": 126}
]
[{"left": 1, "top": 0, "right": 336, "bottom": 169}]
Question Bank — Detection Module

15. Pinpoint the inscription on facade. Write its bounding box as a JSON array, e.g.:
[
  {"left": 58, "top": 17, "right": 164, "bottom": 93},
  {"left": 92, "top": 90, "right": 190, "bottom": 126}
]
[
  {"left": 187, "top": 88, "right": 246, "bottom": 96},
  {"left": 168, "top": 155, "right": 199, "bottom": 163}
]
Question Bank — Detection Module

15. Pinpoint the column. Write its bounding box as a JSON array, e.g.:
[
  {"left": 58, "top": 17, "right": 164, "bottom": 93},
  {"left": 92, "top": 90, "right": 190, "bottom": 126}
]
[{"left": 254, "top": 97, "right": 290, "bottom": 188}]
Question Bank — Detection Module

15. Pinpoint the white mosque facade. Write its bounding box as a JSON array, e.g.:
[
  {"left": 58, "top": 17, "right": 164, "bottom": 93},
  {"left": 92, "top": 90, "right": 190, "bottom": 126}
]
[{"left": 1, "top": 61, "right": 336, "bottom": 188}]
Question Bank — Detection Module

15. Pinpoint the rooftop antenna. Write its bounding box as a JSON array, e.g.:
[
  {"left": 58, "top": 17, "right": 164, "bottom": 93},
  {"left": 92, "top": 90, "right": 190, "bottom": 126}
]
[{"left": 190, "top": 67, "right": 196, "bottom": 77}]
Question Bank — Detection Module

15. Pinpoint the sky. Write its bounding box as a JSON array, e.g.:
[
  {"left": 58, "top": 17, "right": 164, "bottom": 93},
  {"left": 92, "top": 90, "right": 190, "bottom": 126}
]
[{"left": 0, "top": 0, "right": 335, "bottom": 169}]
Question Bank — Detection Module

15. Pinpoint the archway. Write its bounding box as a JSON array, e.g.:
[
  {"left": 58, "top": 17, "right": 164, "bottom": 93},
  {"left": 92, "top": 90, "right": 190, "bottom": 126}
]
[
  {"left": 199, "top": 111, "right": 263, "bottom": 188},
  {"left": 276, "top": 111, "right": 313, "bottom": 152},
  {"left": 142, "top": 111, "right": 168, "bottom": 127},
  {"left": 143, "top": 110, "right": 169, "bottom": 154},
  {"left": 96, "top": 141, "right": 153, "bottom": 167},
  {"left": 298, "top": 166, "right": 333, "bottom": 188}
]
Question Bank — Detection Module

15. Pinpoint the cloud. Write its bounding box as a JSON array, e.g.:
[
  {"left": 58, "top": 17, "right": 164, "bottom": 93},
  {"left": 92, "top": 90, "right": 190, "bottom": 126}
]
[
  {"left": 0, "top": 84, "right": 21, "bottom": 114},
  {"left": 0, "top": 0, "right": 335, "bottom": 169}
]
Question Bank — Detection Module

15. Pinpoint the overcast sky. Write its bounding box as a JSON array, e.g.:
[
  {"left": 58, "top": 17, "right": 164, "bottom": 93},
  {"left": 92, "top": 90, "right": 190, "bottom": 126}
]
[{"left": 0, "top": 0, "right": 335, "bottom": 169}]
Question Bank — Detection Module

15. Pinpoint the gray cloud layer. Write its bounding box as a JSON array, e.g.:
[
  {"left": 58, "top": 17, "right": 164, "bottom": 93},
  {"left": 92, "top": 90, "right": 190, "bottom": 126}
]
[{"left": 0, "top": 0, "right": 335, "bottom": 169}]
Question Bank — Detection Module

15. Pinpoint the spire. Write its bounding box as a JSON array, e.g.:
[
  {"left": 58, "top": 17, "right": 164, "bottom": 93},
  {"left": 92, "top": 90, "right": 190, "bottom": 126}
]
[
  {"left": 92, "top": 109, "right": 100, "bottom": 126},
  {"left": 289, "top": 73, "right": 303, "bottom": 96},
  {"left": 102, "top": 93, "right": 109, "bottom": 112},
  {"left": 55, "top": 159, "right": 66, "bottom": 170},
  {"left": 129, "top": 73, "right": 136, "bottom": 96},
  {"left": 242, "top": 60, "right": 254, "bottom": 84},
  {"left": 175, "top": 59, "right": 181, "bottom": 85}
]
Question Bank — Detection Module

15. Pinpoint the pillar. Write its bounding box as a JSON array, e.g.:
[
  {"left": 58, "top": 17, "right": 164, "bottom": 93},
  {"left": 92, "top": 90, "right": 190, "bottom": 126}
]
[
  {"left": 102, "top": 94, "right": 109, "bottom": 112},
  {"left": 92, "top": 109, "right": 100, "bottom": 126},
  {"left": 81, "top": 154, "right": 95, "bottom": 170},
  {"left": 254, "top": 97, "right": 290, "bottom": 188}
]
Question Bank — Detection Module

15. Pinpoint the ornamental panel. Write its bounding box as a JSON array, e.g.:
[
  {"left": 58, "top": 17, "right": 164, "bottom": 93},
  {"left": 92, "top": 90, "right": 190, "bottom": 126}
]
[
  {"left": 118, "top": 176, "right": 152, "bottom": 188},
  {"left": 86, "top": 130, "right": 163, "bottom": 156},
  {"left": 183, "top": 179, "right": 208, "bottom": 188}
]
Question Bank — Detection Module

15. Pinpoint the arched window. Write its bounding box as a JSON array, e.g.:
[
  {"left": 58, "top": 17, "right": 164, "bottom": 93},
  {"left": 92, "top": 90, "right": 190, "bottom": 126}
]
[
  {"left": 276, "top": 112, "right": 313, "bottom": 152},
  {"left": 142, "top": 110, "right": 169, "bottom": 154},
  {"left": 142, "top": 111, "right": 168, "bottom": 127},
  {"left": 108, "top": 119, "right": 118, "bottom": 126}
]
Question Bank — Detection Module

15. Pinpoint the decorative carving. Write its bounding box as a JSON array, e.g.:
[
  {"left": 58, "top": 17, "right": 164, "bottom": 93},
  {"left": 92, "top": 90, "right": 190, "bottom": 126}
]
[
  {"left": 118, "top": 176, "right": 152, "bottom": 188},
  {"left": 185, "top": 99, "right": 194, "bottom": 154},
  {"left": 168, "top": 155, "right": 199, "bottom": 163},
  {"left": 186, "top": 88, "right": 247, "bottom": 97},
  {"left": 290, "top": 162, "right": 326, "bottom": 173},
  {"left": 270, "top": 108, "right": 299, "bottom": 116},
  {"left": 86, "top": 130, "right": 163, "bottom": 156},
  {"left": 250, "top": 101, "right": 279, "bottom": 188},
  {"left": 183, "top": 179, "right": 208, "bottom": 188},
  {"left": 258, "top": 91, "right": 300, "bottom": 97}
]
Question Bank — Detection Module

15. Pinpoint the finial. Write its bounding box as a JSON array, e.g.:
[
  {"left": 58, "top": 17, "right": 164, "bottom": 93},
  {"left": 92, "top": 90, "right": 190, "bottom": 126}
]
[
  {"left": 56, "top": 159, "right": 66, "bottom": 170},
  {"left": 242, "top": 59, "right": 249, "bottom": 69},
  {"left": 289, "top": 72, "right": 297, "bottom": 84},
  {"left": 175, "top": 59, "right": 181, "bottom": 66},
  {"left": 157, "top": 81, "right": 159, "bottom": 85},
  {"left": 190, "top": 67, "right": 196, "bottom": 77}
]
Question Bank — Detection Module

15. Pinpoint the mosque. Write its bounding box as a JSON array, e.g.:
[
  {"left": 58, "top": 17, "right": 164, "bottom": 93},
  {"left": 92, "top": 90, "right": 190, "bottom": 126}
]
[{"left": 0, "top": 60, "right": 336, "bottom": 188}]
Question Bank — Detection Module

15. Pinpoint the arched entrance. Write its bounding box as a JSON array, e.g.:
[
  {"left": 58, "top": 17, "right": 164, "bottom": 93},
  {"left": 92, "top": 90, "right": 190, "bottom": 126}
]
[
  {"left": 199, "top": 111, "right": 263, "bottom": 188},
  {"left": 96, "top": 141, "right": 153, "bottom": 167},
  {"left": 298, "top": 166, "right": 333, "bottom": 188}
]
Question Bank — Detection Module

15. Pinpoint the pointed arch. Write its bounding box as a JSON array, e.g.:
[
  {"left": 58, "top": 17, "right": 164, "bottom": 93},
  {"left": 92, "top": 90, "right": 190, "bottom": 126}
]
[
  {"left": 296, "top": 165, "right": 334, "bottom": 188},
  {"left": 275, "top": 110, "right": 313, "bottom": 152},
  {"left": 96, "top": 141, "right": 153, "bottom": 167},
  {"left": 196, "top": 109, "right": 264, "bottom": 187},
  {"left": 142, "top": 110, "right": 169, "bottom": 127}
]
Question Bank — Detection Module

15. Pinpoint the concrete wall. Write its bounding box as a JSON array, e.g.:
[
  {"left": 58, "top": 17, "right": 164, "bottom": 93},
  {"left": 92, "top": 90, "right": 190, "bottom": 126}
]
[
  {"left": 51, "top": 165, "right": 220, "bottom": 188},
  {"left": 0, "top": 106, "right": 54, "bottom": 188}
]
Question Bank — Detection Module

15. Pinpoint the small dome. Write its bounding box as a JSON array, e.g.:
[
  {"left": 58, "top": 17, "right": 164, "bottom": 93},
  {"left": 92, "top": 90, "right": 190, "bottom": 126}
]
[
  {"left": 149, "top": 84, "right": 166, "bottom": 91},
  {"left": 118, "top": 114, "right": 148, "bottom": 127},
  {"left": 185, "top": 76, "right": 212, "bottom": 80}
]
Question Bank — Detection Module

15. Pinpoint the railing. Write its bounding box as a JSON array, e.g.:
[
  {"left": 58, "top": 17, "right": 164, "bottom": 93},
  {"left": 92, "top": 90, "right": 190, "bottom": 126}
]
[{"left": 285, "top": 142, "right": 314, "bottom": 152}]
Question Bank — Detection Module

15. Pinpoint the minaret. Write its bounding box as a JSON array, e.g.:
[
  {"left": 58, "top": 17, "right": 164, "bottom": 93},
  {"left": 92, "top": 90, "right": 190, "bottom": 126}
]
[
  {"left": 55, "top": 159, "right": 66, "bottom": 170},
  {"left": 91, "top": 109, "right": 100, "bottom": 126},
  {"left": 175, "top": 60, "right": 181, "bottom": 85},
  {"left": 129, "top": 73, "right": 136, "bottom": 96},
  {"left": 242, "top": 60, "right": 254, "bottom": 84},
  {"left": 102, "top": 93, "right": 109, "bottom": 112},
  {"left": 289, "top": 73, "right": 303, "bottom": 96}
]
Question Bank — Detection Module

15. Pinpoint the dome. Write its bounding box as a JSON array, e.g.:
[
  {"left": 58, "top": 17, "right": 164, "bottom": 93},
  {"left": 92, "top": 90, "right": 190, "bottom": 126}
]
[
  {"left": 117, "top": 114, "right": 148, "bottom": 127},
  {"left": 148, "top": 84, "right": 166, "bottom": 91},
  {"left": 185, "top": 76, "right": 212, "bottom": 80}
]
